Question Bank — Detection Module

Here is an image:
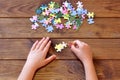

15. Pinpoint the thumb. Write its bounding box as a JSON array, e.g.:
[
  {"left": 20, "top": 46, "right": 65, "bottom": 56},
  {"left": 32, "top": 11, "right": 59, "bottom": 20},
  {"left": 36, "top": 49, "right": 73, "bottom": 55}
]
[
  {"left": 71, "top": 45, "right": 78, "bottom": 53},
  {"left": 44, "top": 55, "right": 56, "bottom": 65}
]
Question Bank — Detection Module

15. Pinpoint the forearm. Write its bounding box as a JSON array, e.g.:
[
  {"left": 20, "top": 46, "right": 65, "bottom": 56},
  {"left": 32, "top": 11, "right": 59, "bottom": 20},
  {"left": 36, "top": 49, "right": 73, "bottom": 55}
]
[
  {"left": 83, "top": 60, "right": 98, "bottom": 80},
  {"left": 18, "top": 62, "right": 36, "bottom": 80}
]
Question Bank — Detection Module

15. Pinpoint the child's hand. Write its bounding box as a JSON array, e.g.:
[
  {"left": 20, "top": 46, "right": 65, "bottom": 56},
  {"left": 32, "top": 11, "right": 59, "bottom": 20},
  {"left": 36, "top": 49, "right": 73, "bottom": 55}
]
[
  {"left": 26, "top": 37, "right": 56, "bottom": 70},
  {"left": 71, "top": 40, "right": 93, "bottom": 63}
]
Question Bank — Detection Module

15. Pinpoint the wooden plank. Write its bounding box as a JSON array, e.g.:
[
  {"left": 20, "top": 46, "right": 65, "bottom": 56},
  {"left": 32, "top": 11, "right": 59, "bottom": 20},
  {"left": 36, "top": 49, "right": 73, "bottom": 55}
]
[
  {"left": 0, "top": 60, "right": 120, "bottom": 80},
  {"left": 0, "top": 18, "right": 120, "bottom": 38},
  {"left": 94, "top": 60, "right": 120, "bottom": 80},
  {"left": 0, "top": 39, "right": 120, "bottom": 59},
  {"left": 0, "top": 0, "right": 120, "bottom": 17}
]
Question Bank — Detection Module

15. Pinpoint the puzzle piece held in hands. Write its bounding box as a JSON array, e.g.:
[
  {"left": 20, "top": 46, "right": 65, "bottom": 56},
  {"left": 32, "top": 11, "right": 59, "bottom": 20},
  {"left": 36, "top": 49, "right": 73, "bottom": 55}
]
[
  {"left": 62, "top": 42, "right": 67, "bottom": 48},
  {"left": 54, "top": 42, "right": 67, "bottom": 52}
]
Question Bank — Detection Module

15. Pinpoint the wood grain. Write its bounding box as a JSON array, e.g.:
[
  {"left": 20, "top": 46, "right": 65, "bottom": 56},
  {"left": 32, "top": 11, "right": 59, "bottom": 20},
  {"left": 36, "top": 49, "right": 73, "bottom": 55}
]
[
  {"left": 0, "top": 60, "right": 120, "bottom": 80},
  {"left": 0, "top": 18, "right": 120, "bottom": 38},
  {"left": 0, "top": 0, "right": 120, "bottom": 17},
  {"left": 0, "top": 39, "right": 120, "bottom": 59},
  {"left": 0, "top": 0, "right": 120, "bottom": 79}
]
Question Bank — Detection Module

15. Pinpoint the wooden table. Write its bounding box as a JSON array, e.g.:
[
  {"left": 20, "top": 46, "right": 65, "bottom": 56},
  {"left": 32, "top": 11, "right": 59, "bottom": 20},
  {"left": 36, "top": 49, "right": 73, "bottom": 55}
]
[{"left": 0, "top": 0, "right": 120, "bottom": 80}]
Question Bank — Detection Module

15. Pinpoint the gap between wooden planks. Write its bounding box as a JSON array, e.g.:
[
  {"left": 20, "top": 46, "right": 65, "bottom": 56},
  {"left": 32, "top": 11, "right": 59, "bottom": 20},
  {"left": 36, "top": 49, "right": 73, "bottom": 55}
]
[
  {"left": 0, "top": 0, "right": 119, "bottom": 17},
  {"left": 0, "top": 18, "right": 120, "bottom": 38},
  {"left": 0, "top": 60, "right": 120, "bottom": 80},
  {"left": 0, "top": 39, "right": 120, "bottom": 60}
]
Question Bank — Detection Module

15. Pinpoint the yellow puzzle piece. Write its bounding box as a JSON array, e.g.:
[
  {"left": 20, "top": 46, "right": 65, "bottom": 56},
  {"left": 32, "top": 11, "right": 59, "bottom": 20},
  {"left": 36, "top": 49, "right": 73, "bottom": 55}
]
[
  {"left": 54, "top": 42, "right": 67, "bottom": 52},
  {"left": 87, "top": 12, "right": 94, "bottom": 18}
]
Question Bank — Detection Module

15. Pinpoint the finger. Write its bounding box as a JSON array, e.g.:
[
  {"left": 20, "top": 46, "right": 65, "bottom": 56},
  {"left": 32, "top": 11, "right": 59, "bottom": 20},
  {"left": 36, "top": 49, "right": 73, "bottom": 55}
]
[
  {"left": 43, "top": 41, "right": 51, "bottom": 56},
  {"left": 39, "top": 37, "right": 50, "bottom": 50},
  {"left": 76, "top": 41, "right": 88, "bottom": 47},
  {"left": 35, "top": 37, "right": 45, "bottom": 50},
  {"left": 44, "top": 55, "right": 56, "bottom": 65},
  {"left": 82, "top": 42, "right": 88, "bottom": 46},
  {"left": 73, "top": 40, "right": 83, "bottom": 47},
  {"left": 31, "top": 40, "right": 38, "bottom": 51},
  {"left": 73, "top": 40, "right": 83, "bottom": 44},
  {"left": 71, "top": 45, "right": 78, "bottom": 53}
]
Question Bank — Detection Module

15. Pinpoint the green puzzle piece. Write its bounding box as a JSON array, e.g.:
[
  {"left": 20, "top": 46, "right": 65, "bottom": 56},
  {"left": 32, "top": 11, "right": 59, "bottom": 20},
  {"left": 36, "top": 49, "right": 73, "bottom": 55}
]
[
  {"left": 38, "top": 15, "right": 44, "bottom": 20},
  {"left": 69, "top": 16, "right": 76, "bottom": 22},
  {"left": 54, "top": 3, "right": 60, "bottom": 8},
  {"left": 49, "top": 1, "right": 55, "bottom": 9},
  {"left": 56, "top": 12, "right": 63, "bottom": 18},
  {"left": 75, "top": 18, "right": 82, "bottom": 27}
]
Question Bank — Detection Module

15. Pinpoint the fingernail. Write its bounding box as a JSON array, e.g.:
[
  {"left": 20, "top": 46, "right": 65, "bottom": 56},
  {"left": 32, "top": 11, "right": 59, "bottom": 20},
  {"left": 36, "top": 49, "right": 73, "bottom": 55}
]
[
  {"left": 68, "top": 42, "right": 74, "bottom": 47},
  {"left": 47, "top": 37, "right": 49, "bottom": 39},
  {"left": 36, "top": 40, "right": 38, "bottom": 42},
  {"left": 53, "top": 55, "right": 57, "bottom": 58}
]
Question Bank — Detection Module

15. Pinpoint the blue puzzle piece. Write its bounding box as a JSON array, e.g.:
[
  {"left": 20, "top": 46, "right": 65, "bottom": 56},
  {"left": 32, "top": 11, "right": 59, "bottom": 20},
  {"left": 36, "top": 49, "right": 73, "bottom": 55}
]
[
  {"left": 76, "top": 8, "right": 83, "bottom": 15},
  {"left": 39, "top": 19, "right": 46, "bottom": 24},
  {"left": 87, "top": 18, "right": 94, "bottom": 24},
  {"left": 50, "top": 9, "right": 59, "bottom": 13},
  {"left": 54, "top": 9, "right": 60, "bottom": 13},
  {"left": 42, "top": 23, "right": 47, "bottom": 27},
  {"left": 50, "top": 9, "right": 60, "bottom": 13},
  {"left": 51, "top": 19, "right": 54, "bottom": 24},
  {"left": 51, "top": 19, "right": 57, "bottom": 25},
  {"left": 36, "top": 9, "right": 42, "bottom": 14},
  {"left": 46, "top": 25, "right": 54, "bottom": 32},
  {"left": 50, "top": 9, "right": 56, "bottom": 13},
  {"left": 81, "top": 9, "right": 87, "bottom": 14},
  {"left": 67, "top": 4, "right": 73, "bottom": 11},
  {"left": 40, "top": 4, "right": 48, "bottom": 10},
  {"left": 71, "top": 10, "right": 77, "bottom": 16},
  {"left": 77, "top": 8, "right": 88, "bottom": 15}
]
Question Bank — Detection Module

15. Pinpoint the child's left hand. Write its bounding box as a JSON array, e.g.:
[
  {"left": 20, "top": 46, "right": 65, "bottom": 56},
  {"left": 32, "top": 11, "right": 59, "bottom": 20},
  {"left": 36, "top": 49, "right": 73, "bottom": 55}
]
[{"left": 26, "top": 37, "right": 56, "bottom": 70}]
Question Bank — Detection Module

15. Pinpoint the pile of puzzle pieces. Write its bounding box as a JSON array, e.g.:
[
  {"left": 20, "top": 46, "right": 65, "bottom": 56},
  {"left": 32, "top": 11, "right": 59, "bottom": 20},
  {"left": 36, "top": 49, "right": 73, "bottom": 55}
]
[{"left": 30, "top": 1, "right": 95, "bottom": 32}]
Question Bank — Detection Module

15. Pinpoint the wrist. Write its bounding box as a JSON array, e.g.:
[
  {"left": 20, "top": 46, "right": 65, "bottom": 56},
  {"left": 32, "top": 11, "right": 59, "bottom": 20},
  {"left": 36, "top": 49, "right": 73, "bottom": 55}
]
[
  {"left": 25, "top": 61, "right": 37, "bottom": 71},
  {"left": 82, "top": 59, "right": 93, "bottom": 66},
  {"left": 18, "top": 61, "right": 36, "bottom": 80}
]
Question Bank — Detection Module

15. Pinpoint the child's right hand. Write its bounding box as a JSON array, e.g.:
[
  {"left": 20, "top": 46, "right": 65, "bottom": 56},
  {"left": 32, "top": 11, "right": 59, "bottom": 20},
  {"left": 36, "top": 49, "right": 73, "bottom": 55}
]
[
  {"left": 71, "top": 40, "right": 93, "bottom": 63},
  {"left": 26, "top": 37, "right": 56, "bottom": 70}
]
